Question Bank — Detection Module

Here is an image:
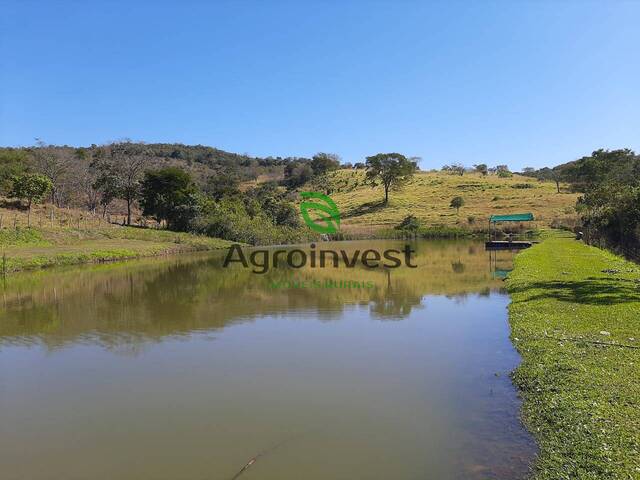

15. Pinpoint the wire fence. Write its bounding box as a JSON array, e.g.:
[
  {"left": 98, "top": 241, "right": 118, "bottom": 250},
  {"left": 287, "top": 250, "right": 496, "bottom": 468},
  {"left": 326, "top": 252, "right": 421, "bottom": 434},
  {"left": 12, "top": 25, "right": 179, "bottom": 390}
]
[
  {"left": 0, "top": 206, "right": 157, "bottom": 232},
  {"left": 583, "top": 234, "right": 640, "bottom": 264}
]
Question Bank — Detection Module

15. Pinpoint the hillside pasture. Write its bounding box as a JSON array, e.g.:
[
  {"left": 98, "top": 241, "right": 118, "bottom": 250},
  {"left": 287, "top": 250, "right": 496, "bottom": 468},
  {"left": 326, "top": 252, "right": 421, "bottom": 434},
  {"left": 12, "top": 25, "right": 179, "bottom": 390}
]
[{"left": 306, "top": 170, "right": 579, "bottom": 235}]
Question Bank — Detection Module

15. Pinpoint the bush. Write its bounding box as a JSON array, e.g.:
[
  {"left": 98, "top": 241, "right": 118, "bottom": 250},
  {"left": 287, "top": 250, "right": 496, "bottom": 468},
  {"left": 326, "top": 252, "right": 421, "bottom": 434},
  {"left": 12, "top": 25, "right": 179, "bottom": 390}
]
[
  {"left": 395, "top": 214, "right": 421, "bottom": 231},
  {"left": 194, "top": 198, "right": 311, "bottom": 245}
]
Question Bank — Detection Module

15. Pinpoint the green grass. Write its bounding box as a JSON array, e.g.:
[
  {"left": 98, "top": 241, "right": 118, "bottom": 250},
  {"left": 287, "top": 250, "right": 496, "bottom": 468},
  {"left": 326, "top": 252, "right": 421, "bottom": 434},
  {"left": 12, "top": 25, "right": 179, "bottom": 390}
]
[
  {"left": 507, "top": 233, "right": 640, "bottom": 479},
  {"left": 307, "top": 170, "right": 579, "bottom": 234},
  {"left": 1, "top": 225, "right": 233, "bottom": 273},
  {"left": 0, "top": 227, "right": 51, "bottom": 247}
]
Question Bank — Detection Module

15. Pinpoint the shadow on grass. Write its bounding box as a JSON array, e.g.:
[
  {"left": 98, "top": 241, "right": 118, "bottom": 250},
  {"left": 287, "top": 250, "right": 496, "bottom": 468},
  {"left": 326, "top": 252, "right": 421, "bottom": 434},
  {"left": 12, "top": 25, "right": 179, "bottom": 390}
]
[
  {"left": 0, "top": 199, "right": 27, "bottom": 210},
  {"left": 343, "top": 200, "right": 387, "bottom": 219},
  {"left": 510, "top": 276, "right": 640, "bottom": 305}
]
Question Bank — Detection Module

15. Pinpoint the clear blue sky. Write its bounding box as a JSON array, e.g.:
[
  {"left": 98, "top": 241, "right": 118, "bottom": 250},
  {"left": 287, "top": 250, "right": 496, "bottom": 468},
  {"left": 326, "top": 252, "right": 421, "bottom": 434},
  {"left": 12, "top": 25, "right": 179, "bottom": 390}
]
[{"left": 1, "top": 1, "right": 639, "bottom": 170}]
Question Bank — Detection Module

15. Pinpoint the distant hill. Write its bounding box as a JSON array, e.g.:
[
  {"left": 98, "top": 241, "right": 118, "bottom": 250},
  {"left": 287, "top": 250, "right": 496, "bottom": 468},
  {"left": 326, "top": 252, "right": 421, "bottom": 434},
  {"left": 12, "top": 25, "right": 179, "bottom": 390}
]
[{"left": 0, "top": 142, "right": 310, "bottom": 185}]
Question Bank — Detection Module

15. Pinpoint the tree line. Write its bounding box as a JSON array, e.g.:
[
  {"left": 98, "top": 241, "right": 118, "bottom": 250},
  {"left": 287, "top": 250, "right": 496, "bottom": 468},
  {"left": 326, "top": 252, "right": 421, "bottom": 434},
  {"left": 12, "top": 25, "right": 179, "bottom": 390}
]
[
  {"left": 524, "top": 149, "right": 640, "bottom": 256},
  {"left": 0, "top": 141, "right": 421, "bottom": 244}
]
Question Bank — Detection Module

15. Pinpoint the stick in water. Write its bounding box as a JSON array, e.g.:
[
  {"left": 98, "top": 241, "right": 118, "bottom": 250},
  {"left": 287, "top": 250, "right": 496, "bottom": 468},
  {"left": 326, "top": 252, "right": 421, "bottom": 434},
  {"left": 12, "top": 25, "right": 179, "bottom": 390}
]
[{"left": 229, "top": 433, "right": 302, "bottom": 480}]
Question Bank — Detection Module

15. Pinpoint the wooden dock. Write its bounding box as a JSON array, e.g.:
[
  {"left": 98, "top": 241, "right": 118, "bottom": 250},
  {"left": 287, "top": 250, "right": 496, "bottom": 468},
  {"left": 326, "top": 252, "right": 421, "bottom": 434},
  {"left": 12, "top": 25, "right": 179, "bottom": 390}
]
[{"left": 485, "top": 240, "right": 532, "bottom": 250}]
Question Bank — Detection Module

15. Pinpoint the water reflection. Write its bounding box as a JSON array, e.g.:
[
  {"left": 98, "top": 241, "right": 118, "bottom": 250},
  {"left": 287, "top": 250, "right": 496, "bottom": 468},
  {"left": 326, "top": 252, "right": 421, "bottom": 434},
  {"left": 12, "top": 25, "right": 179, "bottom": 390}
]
[
  {"left": 0, "top": 240, "right": 515, "bottom": 348},
  {"left": 0, "top": 240, "right": 534, "bottom": 480}
]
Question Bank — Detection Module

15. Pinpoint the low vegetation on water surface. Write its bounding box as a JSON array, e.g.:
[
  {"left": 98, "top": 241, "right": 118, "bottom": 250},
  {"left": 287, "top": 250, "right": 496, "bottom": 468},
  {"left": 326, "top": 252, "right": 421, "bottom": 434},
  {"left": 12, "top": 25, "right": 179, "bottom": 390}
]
[{"left": 507, "top": 233, "right": 640, "bottom": 479}]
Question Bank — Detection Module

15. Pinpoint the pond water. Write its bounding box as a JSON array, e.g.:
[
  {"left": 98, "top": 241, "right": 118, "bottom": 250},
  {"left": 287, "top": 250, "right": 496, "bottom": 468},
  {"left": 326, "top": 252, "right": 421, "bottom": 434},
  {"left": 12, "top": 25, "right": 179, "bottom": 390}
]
[{"left": 0, "top": 240, "right": 535, "bottom": 480}]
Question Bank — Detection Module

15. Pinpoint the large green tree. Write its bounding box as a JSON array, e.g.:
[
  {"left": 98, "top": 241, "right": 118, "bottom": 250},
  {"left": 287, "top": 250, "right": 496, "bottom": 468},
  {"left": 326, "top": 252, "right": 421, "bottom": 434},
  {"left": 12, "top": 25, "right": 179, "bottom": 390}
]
[
  {"left": 364, "top": 153, "right": 417, "bottom": 204},
  {"left": 140, "top": 167, "right": 198, "bottom": 231},
  {"left": 0, "top": 149, "right": 29, "bottom": 194},
  {"left": 570, "top": 149, "right": 640, "bottom": 247}
]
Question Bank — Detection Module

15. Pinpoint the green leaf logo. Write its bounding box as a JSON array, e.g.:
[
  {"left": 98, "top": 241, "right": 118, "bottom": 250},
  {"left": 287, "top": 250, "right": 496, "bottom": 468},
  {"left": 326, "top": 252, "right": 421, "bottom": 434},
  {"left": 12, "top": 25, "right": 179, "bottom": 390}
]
[{"left": 300, "top": 192, "right": 341, "bottom": 234}]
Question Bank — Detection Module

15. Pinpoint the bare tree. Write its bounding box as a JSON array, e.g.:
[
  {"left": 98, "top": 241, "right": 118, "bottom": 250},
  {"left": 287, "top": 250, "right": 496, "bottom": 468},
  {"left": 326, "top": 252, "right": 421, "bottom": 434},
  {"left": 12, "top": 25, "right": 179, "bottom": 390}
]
[
  {"left": 31, "top": 139, "right": 69, "bottom": 206},
  {"left": 74, "top": 151, "right": 101, "bottom": 213},
  {"left": 108, "top": 143, "right": 148, "bottom": 225}
]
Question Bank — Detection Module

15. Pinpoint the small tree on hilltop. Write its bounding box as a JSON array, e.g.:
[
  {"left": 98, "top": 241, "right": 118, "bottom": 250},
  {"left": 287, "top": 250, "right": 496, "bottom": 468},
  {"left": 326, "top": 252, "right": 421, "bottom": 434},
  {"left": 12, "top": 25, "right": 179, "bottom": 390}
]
[
  {"left": 450, "top": 196, "right": 464, "bottom": 214},
  {"left": 310, "top": 153, "right": 341, "bottom": 176},
  {"left": 365, "top": 153, "right": 417, "bottom": 204},
  {"left": 536, "top": 167, "right": 563, "bottom": 193},
  {"left": 450, "top": 163, "right": 465, "bottom": 176},
  {"left": 474, "top": 164, "right": 488, "bottom": 176},
  {"left": 495, "top": 165, "right": 511, "bottom": 177},
  {"left": 10, "top": 173, "right": 53, "bottom": 226}
]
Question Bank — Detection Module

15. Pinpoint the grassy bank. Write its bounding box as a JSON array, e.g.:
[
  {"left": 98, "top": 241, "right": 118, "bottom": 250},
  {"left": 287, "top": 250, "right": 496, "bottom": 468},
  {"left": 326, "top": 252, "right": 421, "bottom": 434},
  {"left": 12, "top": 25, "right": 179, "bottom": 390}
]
[
  {"left": 507, "top": 233, "right": 640, "bottom": 479},
  {"left": 1, "top": 225, "right": 233, "bottom": 273}
]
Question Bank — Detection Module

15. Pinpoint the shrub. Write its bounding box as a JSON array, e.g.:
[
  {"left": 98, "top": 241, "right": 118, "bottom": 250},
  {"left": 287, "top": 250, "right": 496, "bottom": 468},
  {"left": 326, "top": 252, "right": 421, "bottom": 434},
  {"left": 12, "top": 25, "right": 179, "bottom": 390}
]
[
  {"left": 450, "top": 196, "right": 464, "bottom": 213},
  {"left": 194, "top": 198, "right": 311, "bottom": 245},
  {"left": 395, "top": 214, "right": 421, "bottom": 231}
]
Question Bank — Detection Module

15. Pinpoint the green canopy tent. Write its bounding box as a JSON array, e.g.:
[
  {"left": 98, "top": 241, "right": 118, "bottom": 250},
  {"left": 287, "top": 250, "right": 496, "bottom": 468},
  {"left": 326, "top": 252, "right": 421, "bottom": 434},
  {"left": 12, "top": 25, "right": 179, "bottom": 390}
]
[{"left": 489, "top": 213, "right": 534, "bottom": 241}]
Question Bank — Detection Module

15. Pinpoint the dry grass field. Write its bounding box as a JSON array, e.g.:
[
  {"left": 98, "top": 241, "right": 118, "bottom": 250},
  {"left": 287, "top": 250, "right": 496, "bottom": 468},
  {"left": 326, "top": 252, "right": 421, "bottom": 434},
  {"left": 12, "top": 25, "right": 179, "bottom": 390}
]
[{"left": 307, "top": 169, "right": 579, "bottom": 234}]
